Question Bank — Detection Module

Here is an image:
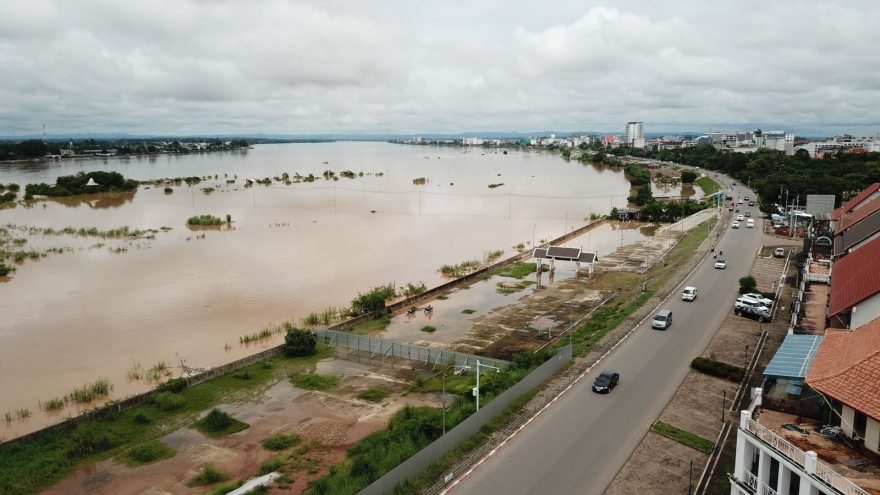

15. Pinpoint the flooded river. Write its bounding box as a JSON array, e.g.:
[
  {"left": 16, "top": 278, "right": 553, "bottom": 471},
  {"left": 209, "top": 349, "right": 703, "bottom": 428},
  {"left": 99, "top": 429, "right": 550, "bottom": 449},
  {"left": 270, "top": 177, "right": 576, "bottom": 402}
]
[{"left": 0, "top": 142, "right": 689, "bottom": 439}]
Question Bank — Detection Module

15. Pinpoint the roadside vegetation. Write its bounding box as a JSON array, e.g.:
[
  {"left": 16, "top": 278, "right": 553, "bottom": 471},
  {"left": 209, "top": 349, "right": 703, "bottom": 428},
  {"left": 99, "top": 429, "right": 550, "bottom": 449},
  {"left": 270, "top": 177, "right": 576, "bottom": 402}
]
[{"left": 651, "top": 421, "right": 714, "bottom": 453}]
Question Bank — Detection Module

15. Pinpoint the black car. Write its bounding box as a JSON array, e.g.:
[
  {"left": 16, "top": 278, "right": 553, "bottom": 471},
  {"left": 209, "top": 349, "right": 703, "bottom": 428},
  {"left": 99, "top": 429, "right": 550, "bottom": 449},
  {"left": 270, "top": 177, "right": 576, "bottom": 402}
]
[
  {"left": 734, "top": 305, "right": 772, "bottom": 323},
  {"left": 749, "top": 201, "right": 755, "bottom": 206},
  {"left": 592, "top": 371, "right": 620, "bottom": 393}
]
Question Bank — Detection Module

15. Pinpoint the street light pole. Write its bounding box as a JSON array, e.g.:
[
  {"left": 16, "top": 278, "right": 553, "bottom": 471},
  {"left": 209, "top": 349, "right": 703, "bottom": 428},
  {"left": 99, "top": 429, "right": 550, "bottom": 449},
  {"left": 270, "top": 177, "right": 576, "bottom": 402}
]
[{"left": 474, "top": 360, "right": 501, "bottom": 411}]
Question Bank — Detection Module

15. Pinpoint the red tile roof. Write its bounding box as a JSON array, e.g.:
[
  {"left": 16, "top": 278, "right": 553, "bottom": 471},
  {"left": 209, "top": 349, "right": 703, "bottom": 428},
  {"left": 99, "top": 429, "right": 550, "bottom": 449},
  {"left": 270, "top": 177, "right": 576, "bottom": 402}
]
[
  {"left": 832, "top": 183, "right": 880, "bottom": 220},
  {"left": 835, "top": 188, "right": 880, "bottom": 232},
  {"left": 828, "top": 236, "right": 880, "bottom": 317},
  {"left": 807, "top": 321, "right": 880, "bottom": 421}
]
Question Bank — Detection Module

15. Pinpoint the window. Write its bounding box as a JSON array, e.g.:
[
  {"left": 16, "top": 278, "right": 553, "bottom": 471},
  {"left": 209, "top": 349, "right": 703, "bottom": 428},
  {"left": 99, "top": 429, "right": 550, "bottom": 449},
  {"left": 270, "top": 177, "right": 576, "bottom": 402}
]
[{"left": 854, "top": 410, "right": 867, "bottom": 439}]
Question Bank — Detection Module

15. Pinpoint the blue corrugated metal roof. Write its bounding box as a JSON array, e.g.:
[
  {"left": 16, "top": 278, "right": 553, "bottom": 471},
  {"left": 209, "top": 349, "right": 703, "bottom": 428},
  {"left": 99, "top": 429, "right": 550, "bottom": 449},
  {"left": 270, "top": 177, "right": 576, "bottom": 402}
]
[{"left": 764, "top": 334, "right": 824, "bottom": 381}]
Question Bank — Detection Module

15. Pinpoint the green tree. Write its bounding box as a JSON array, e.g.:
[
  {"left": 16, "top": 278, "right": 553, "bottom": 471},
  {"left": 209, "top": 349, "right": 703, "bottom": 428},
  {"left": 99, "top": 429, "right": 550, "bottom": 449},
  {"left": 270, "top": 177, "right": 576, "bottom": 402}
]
[
  {"left": 285, "top": 328, "right": 317, "bottom": 357},
  {"left": 628, "top": 184, "right": 654, "bottom": 206},
  {"left": 680, "top": 170, "right": 697, "bottom": 183}
]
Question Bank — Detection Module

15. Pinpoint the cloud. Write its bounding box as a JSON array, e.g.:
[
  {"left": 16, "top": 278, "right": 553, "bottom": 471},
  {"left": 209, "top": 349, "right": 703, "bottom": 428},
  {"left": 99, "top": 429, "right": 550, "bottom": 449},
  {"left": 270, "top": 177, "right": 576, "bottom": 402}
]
[{"left": 0, "top": 0, "right": 878, "bottom": 136}]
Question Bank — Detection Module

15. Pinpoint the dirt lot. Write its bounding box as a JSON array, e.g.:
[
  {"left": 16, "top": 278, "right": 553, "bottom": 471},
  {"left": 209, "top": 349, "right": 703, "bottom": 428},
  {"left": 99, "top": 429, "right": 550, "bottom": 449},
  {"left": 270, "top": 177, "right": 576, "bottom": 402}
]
[{"left": 40, "top": 362, "right": 438, "bottom": 495}]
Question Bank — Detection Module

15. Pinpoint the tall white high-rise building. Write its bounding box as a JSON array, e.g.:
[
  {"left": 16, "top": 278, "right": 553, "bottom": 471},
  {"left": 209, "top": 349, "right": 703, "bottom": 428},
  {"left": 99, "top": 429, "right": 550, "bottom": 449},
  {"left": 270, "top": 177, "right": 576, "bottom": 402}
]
[{"left": 625, "top": 122, "right": 644, "bottom": 148}]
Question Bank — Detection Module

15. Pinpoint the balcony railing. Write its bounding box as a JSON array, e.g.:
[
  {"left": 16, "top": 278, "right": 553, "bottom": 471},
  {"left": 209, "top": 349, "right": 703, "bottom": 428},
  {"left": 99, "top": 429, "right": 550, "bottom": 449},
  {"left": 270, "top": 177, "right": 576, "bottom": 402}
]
[
  {"left": 742, "top": 470, "right": 779, "bottom": 495},
  {"left": 744, "top": 419, "right": 868, "bottom": 495},
  {"left": 747, "top": 419, "right": 807, "bottom": 466},
  {"left": 815, "top": 461, "right": 869, "bottom": 495}
]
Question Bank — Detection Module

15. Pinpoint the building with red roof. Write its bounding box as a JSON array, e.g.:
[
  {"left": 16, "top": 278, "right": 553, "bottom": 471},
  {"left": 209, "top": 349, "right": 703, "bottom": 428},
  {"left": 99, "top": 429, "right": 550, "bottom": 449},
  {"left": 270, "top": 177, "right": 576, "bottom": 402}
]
[
  {"left": 828, "top": 235, "right": 880, "bottom": 329},
  {"left": 806, "top": 318, "right": 880, "bottom": 454}
]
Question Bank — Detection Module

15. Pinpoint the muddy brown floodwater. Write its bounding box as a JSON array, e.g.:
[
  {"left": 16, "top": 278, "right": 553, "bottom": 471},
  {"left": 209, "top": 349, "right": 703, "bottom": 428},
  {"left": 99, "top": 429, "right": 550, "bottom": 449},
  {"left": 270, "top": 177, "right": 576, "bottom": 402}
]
[{"left": 0, "top": 142, "right": 695, "bottom": 440}]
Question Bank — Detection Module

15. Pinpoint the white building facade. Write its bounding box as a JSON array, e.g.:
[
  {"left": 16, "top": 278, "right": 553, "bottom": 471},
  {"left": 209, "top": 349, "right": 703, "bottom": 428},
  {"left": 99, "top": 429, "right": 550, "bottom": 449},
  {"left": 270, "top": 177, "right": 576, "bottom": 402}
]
[
  {"left": 625, "top": 121, "right": 644, "bottom": 148},
  {"left": 730, "top": 393, "right": 869, "bottom": 495}
]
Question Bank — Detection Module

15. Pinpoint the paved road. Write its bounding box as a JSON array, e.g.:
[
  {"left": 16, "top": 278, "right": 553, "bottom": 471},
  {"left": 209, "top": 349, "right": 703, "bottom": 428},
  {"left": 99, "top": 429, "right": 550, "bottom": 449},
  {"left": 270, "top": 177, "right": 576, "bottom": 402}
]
[{"left": 447, "top": 184, "right": 764, "bottom": 495}]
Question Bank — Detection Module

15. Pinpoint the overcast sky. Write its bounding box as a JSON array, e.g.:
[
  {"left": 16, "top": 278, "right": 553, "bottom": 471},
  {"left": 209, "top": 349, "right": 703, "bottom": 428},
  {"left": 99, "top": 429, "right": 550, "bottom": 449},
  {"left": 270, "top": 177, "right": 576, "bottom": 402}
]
[{"left": 1, "top": 0, "right": 879, "bottom": 137}]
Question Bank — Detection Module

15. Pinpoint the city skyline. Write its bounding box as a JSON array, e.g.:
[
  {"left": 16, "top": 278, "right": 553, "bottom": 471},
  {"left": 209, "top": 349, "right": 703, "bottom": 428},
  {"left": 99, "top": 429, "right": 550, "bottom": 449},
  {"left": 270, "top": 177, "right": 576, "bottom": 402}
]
[{"left": 1, "top": 1, "right": 879, "bottom": 137}]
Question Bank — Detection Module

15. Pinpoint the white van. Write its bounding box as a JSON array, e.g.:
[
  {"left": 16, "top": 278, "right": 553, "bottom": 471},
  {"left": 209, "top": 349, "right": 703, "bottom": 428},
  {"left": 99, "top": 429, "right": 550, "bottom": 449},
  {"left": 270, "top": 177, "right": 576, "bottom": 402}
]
[
  {"left": 746, "top": 219, "right": 755, "bottom": 228},
  {"left": 652, "top": 309, "right": 673, "bottom": 330}
]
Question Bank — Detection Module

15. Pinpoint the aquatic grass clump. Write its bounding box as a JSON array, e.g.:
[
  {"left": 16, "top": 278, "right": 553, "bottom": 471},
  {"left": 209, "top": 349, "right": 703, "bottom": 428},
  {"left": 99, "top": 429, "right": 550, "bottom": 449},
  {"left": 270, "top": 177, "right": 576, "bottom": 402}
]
[
  {"left": 439, "top": 259, "right": 480, "bottom": 278},
  {"left": 186, "top": 215, "right": 223, "bottom": 226},
  {"left": 145, "top": 360, "right": 171, "bottom": 381},
  {"left": 41, "top": 397, "right": 67, "bottom": 412},
  {"left": 421, "top": 325, "right": 437, "bottom": 333},
  {"left": 240, "top": 325, "right": 282, "bottom": 344},
  {"left": 68, "top": 378, "right": 112, "bottom": 404}
]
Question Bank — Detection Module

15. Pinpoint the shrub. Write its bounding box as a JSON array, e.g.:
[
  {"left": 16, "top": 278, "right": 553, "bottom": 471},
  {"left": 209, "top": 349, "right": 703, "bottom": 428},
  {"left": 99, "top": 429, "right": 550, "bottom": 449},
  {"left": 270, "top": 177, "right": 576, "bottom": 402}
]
[
  {"left": 133, "top": 411, "right": 152, "bottom": 424},
  {"left": 120, "top": 440, "right": 176, "bottom": 466},
  {"left": 258, "top": 455, "right": 285, "bottom": 475},
  {"left": 191, "top": 463, "right": 230, "bottom": 485},
  {"left": 207, "top": 480, "right": 244, "bottom": 495},
  {"left": 690, "top": 357, "right": 744, "bottom": 382},
  {"left": 263, "top": 433, "right": 301, "bottom": 451},
  {"left": 152, "top": 391, "right": 185, "bottom": 411},
  {"left": 0, "top": 264, "right": 11, "bottom": 277},
  {"left": 164, "top": 187, "right": 173, "bottom": 193},
  {"left": 284, "top": 327, "right": 317, "bottom": 357},
  {"left": 421, "top": 326, "right": 436, "bottom": 333},
  {"left": 738, "top": 275, "right": 758, "bottom": 294},
  {"left": 358, "top": 388, "right": 390, "bottom": 403},
  {"left": 292, "top": 373, "right": 339, "bottom": 391},
  {"left": 204, "top": 408, "right": 233, "bottom": 430},
  {"left": 191, "top": 408, "right": 249, "bottom": 437},
  {"left": 158, "top": 377, "right": 187, "bottom": 393}
]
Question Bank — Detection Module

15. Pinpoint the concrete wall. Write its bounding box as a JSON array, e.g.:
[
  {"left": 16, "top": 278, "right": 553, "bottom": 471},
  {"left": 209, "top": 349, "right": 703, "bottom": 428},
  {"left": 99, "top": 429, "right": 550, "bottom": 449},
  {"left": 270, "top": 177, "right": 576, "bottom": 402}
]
[{"left": 357, "top": 345, "right": 573, "bottom": 495}]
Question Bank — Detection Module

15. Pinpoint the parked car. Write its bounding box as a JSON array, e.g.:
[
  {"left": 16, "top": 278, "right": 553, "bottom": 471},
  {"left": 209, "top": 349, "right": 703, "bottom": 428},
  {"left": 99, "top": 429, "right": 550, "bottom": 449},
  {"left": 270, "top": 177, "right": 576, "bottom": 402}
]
[
  {"left": 742, "top": 293, "right": 773, "bottom": 307},
  {"left": 715, "top": 259, "right": 727, "bottom": 269},
  {"left": 682, "top": 286, "right": 698, "bottom": 301},
  {"left": 735, "top": 296, "right": 769, "bottom": 312},
  {"left": 592, "top": 371, "right": 620, "bottom": 393},
  {"left": 735, "top": 305, "right": 772, "bottom": 322},
  {"left": 774, "top": 248, "right": 786, "bottom": 258},
  {"left": 731, "top": 221, "right": 740, "bottom": 229},
  {"left": 736, "top": 214, "right": 745, "bottom": 221}
]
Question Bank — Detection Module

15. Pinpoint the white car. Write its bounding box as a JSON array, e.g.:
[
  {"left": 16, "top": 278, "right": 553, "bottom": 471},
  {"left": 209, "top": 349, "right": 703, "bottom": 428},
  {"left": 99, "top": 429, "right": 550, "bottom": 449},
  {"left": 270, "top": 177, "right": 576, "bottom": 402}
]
[
  {"left": 742, "top": 293, "right": 773, "bottom": 307},
  {"left": 682, "top": 286, "right": 698, "bottom": 301},
  {"left": 731, "top": 221, "right": 740, "bottom": 229},
  {"left": 715, "top": 259, "right": 727, "bottom": 269},
  {"left": 736, "top": 214, "right": 745, "bottom": 221}
]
